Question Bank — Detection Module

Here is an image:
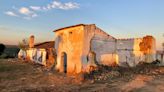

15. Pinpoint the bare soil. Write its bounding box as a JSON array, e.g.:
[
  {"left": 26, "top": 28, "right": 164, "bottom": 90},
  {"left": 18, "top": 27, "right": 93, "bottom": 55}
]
[{"left": 0, "top": 59, "right": 164, "bottom": 92}]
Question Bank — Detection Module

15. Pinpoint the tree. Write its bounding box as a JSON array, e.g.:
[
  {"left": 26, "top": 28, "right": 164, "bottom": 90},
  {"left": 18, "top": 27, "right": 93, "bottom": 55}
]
[
  {"left": 18, "top": 38, "right": 29, "bottom": 51},
  {"left": 0, "top": 43, "right": 6, "bottom": 55}
]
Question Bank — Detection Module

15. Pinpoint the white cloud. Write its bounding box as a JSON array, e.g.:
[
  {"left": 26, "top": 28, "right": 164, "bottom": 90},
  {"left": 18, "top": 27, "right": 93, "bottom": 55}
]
[
  {"left": 46, "top": 1, "right": 79, "bottom": 10},
  {"left": 30, "top": 6, "right": 41, "bottom": 11},
  {"left": 29, "top": 1, "right": 79, "bottom": 11},
  {"left": 4, "top": 0, "right": 79, "bottom": 20},
  {"left": 5, "top": 11, "right": 18, "bottom": 17},
  {"left": 64, "top": 2, "right": 79, "bottom": 9},
  {"left": 18, "top": 7, "right": 37, "bottom": 19},
  {"left": 5, "top": 7, "right": 37, "bottom": 20},
  {"left": 19, "top": 7, "right": 32, "bottom": 15}
]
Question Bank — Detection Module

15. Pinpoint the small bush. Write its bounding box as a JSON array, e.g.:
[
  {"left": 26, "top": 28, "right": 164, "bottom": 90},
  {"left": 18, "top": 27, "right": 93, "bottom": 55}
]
[{"left": 0, "top": 44, "right": 5, "bottom": 55}]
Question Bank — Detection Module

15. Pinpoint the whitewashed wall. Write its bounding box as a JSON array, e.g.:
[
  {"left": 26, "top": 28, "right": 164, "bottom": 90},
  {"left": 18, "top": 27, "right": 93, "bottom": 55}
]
[
  {"left": 81, "top": 25, "right": 117, "bottom": 69},
  {"left": 116, "top": 38, "right": 157, "bottom": 67},
  {"left": 81, "top": 25, "right": 95, "bottom": 70},
  {"left": 18, "top": 48, "right": 47, "bottom": 66},
  {"left": 116, "top": 39, "right": 144, "bottom": 67},
  {"left": 117, "top": 39, "right": 135, "bottom": 50},
  {"left": 90, "top": 27, "right": 117, "bottom": 66}
]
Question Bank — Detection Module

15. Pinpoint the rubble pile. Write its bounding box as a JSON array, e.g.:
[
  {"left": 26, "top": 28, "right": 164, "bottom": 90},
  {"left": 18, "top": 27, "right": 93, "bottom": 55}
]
[
  {"left": 84, "top": 62, "right": 164, "bottom": 81},
  {"left": 84, "top": 65, "right": 121, "bottom": 81},
  {"left": 116, "top": 63, "right": 163, "bottom": 76},
  {"left": 94, "top": 71, "right": 120, "bottom": 81}
]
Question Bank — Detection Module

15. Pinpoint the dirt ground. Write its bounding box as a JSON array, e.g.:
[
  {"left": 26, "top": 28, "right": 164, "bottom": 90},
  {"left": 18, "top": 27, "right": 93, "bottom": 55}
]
[{"left": 0, "top": 59, "right": 164, "bottom": 92}]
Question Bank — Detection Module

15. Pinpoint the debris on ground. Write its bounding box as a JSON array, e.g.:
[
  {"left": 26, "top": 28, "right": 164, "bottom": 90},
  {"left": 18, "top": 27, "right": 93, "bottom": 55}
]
[{"left": 0, "top": 59, "right": 164, "bottom": 92}]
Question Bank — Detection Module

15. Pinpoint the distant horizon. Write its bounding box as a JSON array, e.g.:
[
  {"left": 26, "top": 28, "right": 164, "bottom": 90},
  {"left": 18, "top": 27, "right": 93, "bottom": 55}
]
[
  {"left": 0, "top": 23, "right": 163, "bottom": 50},
  {"left": 0, "top": 0, "right": 164, "bottom": 50}
]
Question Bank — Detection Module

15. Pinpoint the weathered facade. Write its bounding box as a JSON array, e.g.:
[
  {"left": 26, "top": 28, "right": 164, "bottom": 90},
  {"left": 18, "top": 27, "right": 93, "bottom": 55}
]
[
  {"left": 18, "top": 36, "right": 55, "bottom": 67},
  {"left": 54, "top": 24, "right": 156, "bottom": 74},
  {"left": 116, "top": 37, "right": 156, "bottom": 67}
]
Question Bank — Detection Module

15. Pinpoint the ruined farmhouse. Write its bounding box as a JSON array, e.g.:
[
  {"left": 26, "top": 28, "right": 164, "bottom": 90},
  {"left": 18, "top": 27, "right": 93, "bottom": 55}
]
[
  {"left": 18, "top": 24, "right": 158, "bottom": 74},
  {"left": 18, "top": 36, "right": 55, "bottom": 67},
  {"left": 54, "top": 24, "right": 156, "bottom": 74}
]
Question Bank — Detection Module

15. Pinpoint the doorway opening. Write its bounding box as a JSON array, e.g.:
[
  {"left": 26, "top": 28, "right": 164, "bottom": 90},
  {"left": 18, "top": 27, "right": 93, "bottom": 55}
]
[{"left": 61, "top": 52, "right": 67, "bottom": 73}]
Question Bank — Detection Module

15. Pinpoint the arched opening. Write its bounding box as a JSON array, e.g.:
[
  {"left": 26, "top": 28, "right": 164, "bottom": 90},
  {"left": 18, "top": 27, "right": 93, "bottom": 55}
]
[{"left": 61, "top": 52, "right": 67, "bottom": 73}]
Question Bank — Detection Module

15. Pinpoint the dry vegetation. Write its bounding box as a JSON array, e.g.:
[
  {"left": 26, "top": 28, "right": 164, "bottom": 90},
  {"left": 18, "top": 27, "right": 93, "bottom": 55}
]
[{"left": 0, "top": 59, "right": 164, "bottom": 92}]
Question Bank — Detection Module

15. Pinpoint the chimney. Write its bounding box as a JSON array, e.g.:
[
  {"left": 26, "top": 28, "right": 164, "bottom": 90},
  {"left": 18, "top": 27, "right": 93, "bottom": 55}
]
[{"left": 29, "top": 35, "right": 34, "bottom": 48}]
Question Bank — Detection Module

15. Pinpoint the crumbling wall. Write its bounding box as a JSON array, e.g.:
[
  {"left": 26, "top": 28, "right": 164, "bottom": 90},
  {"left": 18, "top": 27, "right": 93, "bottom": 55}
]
[
  {"left": 139, "top": 35, "right": 156, "bottom": 63},
  {"left": 81, "top": 25, "right": 95, "bottom": 71},
  {"left": 19, "top": 48, "right": 47, "bottom": 66},
  {"left": 117, "top": 38, "right": 144, "bottom": 67},
  {"left": 116, "top": 36, "right": 156, "bottom": 67},
  {"left": 90, "top": 27, "right": 117, "bottom": 66}
]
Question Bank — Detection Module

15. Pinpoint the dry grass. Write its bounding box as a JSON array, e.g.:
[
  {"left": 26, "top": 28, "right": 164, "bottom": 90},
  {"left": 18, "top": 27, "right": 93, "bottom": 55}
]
[{"left": 0, "top": 59, "right": 164, "bottom": 92}]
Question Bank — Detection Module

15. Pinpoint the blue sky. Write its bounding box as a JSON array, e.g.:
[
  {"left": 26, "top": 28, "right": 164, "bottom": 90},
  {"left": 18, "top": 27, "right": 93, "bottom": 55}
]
[{"left": 0, "top": 0, "right": 163, "bottom": 50}]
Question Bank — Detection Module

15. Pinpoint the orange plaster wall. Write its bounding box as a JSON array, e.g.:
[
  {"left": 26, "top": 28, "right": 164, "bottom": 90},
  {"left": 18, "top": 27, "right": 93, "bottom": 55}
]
[{"left": 55, "top": 25, "right": 85, "bottom": 74}]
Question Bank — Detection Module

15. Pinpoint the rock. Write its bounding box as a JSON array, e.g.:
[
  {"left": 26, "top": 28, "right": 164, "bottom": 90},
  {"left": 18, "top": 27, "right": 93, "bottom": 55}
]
[
  {"left": 21, "top": 77, "right": 26, "bottom": 81},
  {"left": 90, "top": 80, "right": 94, "bottom": 84}
]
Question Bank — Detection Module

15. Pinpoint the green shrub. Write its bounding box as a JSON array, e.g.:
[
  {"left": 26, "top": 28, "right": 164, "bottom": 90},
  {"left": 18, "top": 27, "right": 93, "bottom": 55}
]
[{"left": 0, "top": 53, "right": 8, "bottom": 59}]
